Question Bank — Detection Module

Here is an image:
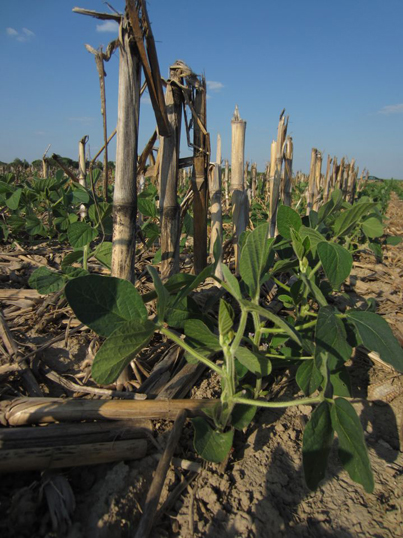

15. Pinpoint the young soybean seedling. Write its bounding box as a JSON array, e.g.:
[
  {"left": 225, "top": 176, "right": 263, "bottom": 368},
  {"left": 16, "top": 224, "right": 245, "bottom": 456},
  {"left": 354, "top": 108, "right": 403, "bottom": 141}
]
[{"left": 65, "top": 215, "right": 403, "bottom": 492}]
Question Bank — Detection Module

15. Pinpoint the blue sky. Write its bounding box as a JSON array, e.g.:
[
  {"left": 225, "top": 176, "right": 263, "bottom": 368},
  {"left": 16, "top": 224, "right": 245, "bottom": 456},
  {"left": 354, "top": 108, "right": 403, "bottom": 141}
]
[{"left": 1, "top": 0, "right": 402, "bottom": 178}]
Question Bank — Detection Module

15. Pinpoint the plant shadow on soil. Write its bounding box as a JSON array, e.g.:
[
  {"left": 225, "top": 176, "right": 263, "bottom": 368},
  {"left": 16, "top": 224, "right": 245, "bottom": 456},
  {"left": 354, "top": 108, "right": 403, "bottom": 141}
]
[{"left": 199, "top": 370, "right": 400, "bottom": 538}]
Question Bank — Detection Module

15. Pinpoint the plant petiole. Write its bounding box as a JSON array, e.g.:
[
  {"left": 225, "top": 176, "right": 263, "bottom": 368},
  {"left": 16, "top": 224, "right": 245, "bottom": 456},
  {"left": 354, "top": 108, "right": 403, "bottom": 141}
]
[
  {"left": 233, "top": 395, "right": 322, "bottom": 409},
  {"left": 160, "top": 326, "right": 224, "bottom": 376}
]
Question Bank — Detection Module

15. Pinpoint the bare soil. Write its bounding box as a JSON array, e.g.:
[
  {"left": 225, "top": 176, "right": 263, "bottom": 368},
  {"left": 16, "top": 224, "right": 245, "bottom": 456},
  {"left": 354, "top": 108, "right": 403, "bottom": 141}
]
[{"left": 0, "top": 194, "right": 402, "bottom": 538}]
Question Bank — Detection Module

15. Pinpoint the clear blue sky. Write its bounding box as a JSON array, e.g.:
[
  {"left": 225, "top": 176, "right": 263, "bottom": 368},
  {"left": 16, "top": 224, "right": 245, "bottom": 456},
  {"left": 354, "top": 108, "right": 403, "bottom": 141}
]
[{"left": 1, "top": 0, "right": 402, "bottom": 178}]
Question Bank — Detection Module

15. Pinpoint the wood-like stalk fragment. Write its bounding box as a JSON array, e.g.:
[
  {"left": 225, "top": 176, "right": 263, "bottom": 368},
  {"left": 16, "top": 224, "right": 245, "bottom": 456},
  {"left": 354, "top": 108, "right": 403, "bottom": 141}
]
[
  {"left": 111, "top": 18, "right": 140, "bottom": 284},
  {"left": 0, "top": 439, "right": 147, "bottom": 473},
  {"left": 231, "top": 105, "right": 247, "bottom": 271},
  {"left": 0, "top": 398, "right": 218, "bottom": 426},
  {"left": 111, "top": 16, "right": 141, "bottom": 389},
  {"left": 251, "top": 162, "right": 257, "bottom": 199},
  {"left": 282, "top": 137, "right": 293, "bottom": 206},
  {"left": 78, "top": 135, "right": 88, "bottom": 219},
  {"left": 224, "top": 159, "right": 229, "bottom": 210},
  {"left": 0, "top": 420, "right": 152, "bottom": 449},
  {"left": 209, "top": 134, "right": 223, "bottom": 278},
  {"left": 134, "top": 410, "right": 187, "bottom": 538},
  {"left": 0, "top": 310, "right": 42, "bottom": 397},
  {"left": 269, "top": 112, "right": 288, "bottom": 236},
  {"left": 307, "top": 148, "right": 317, "bottom": 215},
  {"left": 323, "top": 155, "right": 332, "bottom": 203},
  {"left": 159, "top": 64, "right": 183, "bottom": 280},
  {"left": 313, "top": 151, "right": 322, "bottom": 211},
  {"left": 192, "top": 77, "right": 209, "bottom": 274}
]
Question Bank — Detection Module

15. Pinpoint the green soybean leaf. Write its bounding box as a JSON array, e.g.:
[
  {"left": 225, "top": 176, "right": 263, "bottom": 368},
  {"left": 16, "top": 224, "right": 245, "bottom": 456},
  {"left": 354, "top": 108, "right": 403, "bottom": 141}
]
[
  {"left": 315, "top": 306, "right": 352, "bottom": 371},
  {"left": 68, "top": 221, "right": 98, "bottom": 248},
  {"left": 385, "top": 236, "right": 402, "bottom": 246},
  {"left": 333, "top": 202, "right": 376, "bottom": 238},
  {"left": 92, "top": 319, "right": 155, "bottom": 384},
  {"left": 65, "top": 275, "right": 147, "bottom": 337},
  {"left": 299, "top": 226, "right": 326, "bottom": 257},
  {"left": 239, "top": 223, "right": 273, "bottom": 300},
  {"left": 138, "top": 197, "right": 157, "bottom": 218},
  {"left": 235, "top": 359, "right": 248, "bottom": 379},
  {"left": 346, "top": 310, "right": 403, "bottom": 372},
  {"left": 362, "top": 217, "right": 384, "bottom": 238},
  {"left": 61, "top": 250, "right": 84, "bottom": 268},
  {"left": 142, "top": 273, "right": 194, "bottom": 304},
  {"left": 219, "top": 299, "right": 234, "bottom": 337},
  {"left": 165, "top": 296, "right": 196, "bottom": 329},
  {"left": 309, "top": 210, "right": 319, "bottom": 229},
  {"left": 184, "top": 319, "right": 220, "bottom": 353},
  {"left": 277, "top": 205, "right": 302, "bottom": 239},
  {"left": 26, "top": 215, "right": 47, "bottom": 236},
  {"left": 303, "top": 401, "right": 334, "bottom": 490},
  {"left": 91, "top": 168, "right": 102, "bottom": 186},
  {"left": 317, "top": 241, "right": 352, "bottom": 290},
  {"left": 331, "top": 398, "right": 374, "bottom": 493},
  {"left": 221, "top": 264, "right": 242, "bottom": 300},
  {"left": 269, "top": 258, "right": 299, "bottom": 276},
  {"left": 330, "top": 368, "right": 351, "bottom": 397},
  {"left": 88, "top": 202, "right": 112, "bottom": 225},
  {"left": 296, "top": 360, "right": 322, "bottom": 396},
  {"left": 300, "top": 274, "right": 328, "bottom": 307},
  {"left": 70, "top": 185, "right": 90, "bottom": 205},
  {"left": 369, "top": 241, "right": 383, "bottom": 260},
  {"left": 147, "top": 266, "right": 169, "bottom": 320},
  {"left": 175, "top": 264, "right": 213, "bottom": 304},
  {"left": 63, "top": 266, "right": 88, "bottom": 279},
  {"left": 8, "top": 215, "right": 25, "bottom": 233},
  {"left": 235, "top": 347, "right": 271, "bottom": 377},
  {"left": 93, "top": 241, "right": 112, "bottom": 270},
  {"left": 232, "top": 404, "right": 257, "bottom": 431},
  {"left": 6, "top": 188, "right": 22, "bottom": 210},
  {"left": 318, "top": 188, "right": 343, "bottom": 225},
  {"left": 290, "top": 228, "right": 305, "bottom": 261},
  {"left": 183, "top": 212, "right": 194, "bottom": 236},
  {"left": 29, "top": 267, "right": 65, "bottom": 295},
  {"left": 192, "top": 417, "right": 234, "bottom": 463}
]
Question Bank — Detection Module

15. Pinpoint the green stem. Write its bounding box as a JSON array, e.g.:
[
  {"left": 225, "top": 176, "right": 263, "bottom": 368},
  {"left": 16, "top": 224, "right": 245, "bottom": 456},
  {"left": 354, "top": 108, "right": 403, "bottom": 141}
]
[
  {"left": 265, "top": 353, "right": 314, "bottom": 360},
  {"left": 160, "top": 326, "right": 223, "bottom": 376},
  {"left": 272, "top": 277, "right": 291, "bottom": 293},
  {"left": 82, "top": 244, "right": 89, "bottom": 271},
  {"left": 308, "top": 260, "right": 322, "bottom": 280},
  {"left": 233, "top": 395, "right": 322, "bottom": 409},
  {"left": 260, "top": 319, "right": 316, "bottom": 335},
  {"left": 230, "top": 309, "right": 248, "bottom": 355}
]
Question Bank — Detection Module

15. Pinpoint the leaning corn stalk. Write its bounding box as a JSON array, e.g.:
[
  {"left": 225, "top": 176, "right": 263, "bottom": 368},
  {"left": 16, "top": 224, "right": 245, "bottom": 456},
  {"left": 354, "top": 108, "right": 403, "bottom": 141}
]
[
  {"left": 231, "top": 106, "right": 247, "bottom": 272},
  {"left": 192, "top": 76, "right": 209, "bottom": 274},
  {"left": 85, "top": 40, "right": 118, "bottom": 201},
  {"left": 159, "top": 63, "right": 183, "bottom": 280}
]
